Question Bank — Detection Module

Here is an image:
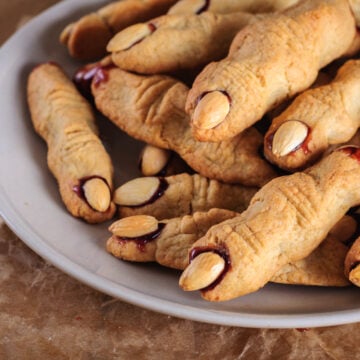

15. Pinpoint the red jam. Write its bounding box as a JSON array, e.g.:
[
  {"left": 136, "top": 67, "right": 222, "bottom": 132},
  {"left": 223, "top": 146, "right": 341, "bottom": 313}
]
[
  {"left": 338, "top": 146, "right": 360, "bottom": 162},
  {"left": 127, "top": 178, "right": 169, "bottom": 208},
  {"left": 148, "top": 22, "right": 157, "bottom": 33},
  {"left": 74, "top": 63, "right": 116, "bottom": 99},
  {"left": 92, "top": 65, "right": 115, "bottom": 88},
  {"left": 116, "top": 223, "right": 165, "bottom": 252},
  {"left": 73, "top": 64, "right": 102, "bottom": 99}
]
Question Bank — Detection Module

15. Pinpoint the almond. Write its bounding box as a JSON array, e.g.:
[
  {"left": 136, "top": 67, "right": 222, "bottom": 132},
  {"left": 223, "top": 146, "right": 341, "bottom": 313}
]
[
  {"left": 192, "top": 91, "right": 230, "bottom": 130},
  {"left": 272, "top": 120, "right": 309, "bottom": 156},
  {"left": 109, "top": 215, "right": 159, "bottom": 238},
  {"left": 113, "top": 177, "right": 161, "bottom": 206},
  {"left": 83, "top": 178, "right": 111, "bottom": 212},
  {"left": 107, "top": 23, "right": 153, "bottom": 52},
  {"left": 179, "top": 252, "right": 225, "bottom": 291},
  {"left": 140, "top": 145, "right": 171, "bottom": 176},
  {"left": 168, "top": 0, "right": 207, "bottom": 15}
]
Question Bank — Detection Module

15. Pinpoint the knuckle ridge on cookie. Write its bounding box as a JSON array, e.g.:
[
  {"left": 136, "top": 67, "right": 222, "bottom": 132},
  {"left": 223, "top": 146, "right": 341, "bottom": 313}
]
[
  {"left": 108, "top": 12, "right": 255, "bottom": 74},
  {"left": 115, "top": 173, "right": 257, "bottom": 220},
  {"left": 107, "top": 207, "right": 350, "bottom": 287}
]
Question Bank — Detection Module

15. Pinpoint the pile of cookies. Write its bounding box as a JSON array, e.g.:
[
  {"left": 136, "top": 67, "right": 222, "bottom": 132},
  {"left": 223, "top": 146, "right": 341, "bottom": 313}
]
[{"left": 27, "top": 0, "right": 360, "bottom": 301}]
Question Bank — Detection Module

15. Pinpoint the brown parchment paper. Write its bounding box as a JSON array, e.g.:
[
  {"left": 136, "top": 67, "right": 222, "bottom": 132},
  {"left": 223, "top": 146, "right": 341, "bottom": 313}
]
[
  {"left": 1, "top": 217, "right": 360, "bottom": 359},
  {"left": 1, "top": 1, "right": 360, "bottom": 358}
]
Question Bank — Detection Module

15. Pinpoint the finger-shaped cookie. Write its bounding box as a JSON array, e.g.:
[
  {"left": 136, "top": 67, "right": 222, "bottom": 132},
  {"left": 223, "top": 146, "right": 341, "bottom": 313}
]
[
  {"left": 60, "top": 0, "right": 177, "bottom": 60},
  {"left": 91, "top": 66, "right": 277, "bottom": 186},
  {"left": 114, "top": 173, "right": 257, "bottom": 220},
  {"left": 179, "top": 146, "right": 360, "bottom": 301},
  {"left": 345, "top": 235, "right": 360, "bottom": 286},
  {"left": 264, "top": 60, "right": 360, "bottom": 171},
  {"left": 107, "top": 209, "right": 237, "bottom": 268},
  {"left": 107, "top": 209, "right": 349, "bottom": 286},
  {"left": 107, "top": 12, "right": 254, "bottom": 74},
  {"left": 168, "top": 0, "right": 299, "bottom": 15},
  {"left": 272, "top": 235, "right": 349, "bottom": 286},
  {"left": 27, "top": 63, "right": 116, "bottom": 223},
  {"left": 185, "top": 0, "right": 356, "bottom": 142}
]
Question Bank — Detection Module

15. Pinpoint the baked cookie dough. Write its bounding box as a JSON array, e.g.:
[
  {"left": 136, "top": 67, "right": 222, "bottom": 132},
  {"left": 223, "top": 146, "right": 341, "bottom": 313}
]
[
  {"left": 27, "top": 62, "right": 116, "bottom": 223},
  {"left": 60, "top": 0, "right": 177, "bottom": 60},
  {"left": 179, "top": 146, "right": 360, "bottom": 301},
  {"left": 91, "top": 65, "right": 277, "bottom": 186},
  {"left": 264, "top": 59, "right": 360, "bottom": 171},
  {"left": 186, "top": 0, "right": 356, "bottom": 142}
]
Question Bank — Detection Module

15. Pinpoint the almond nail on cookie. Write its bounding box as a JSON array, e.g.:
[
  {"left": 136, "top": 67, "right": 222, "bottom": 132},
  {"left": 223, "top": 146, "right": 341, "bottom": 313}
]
[
  {"left": 185, "top": 0, "right": 356, "bottom": 142},
  {"left": 91, "top": 66, "right": 277, "bottom": 186},
  {"left": 167, "top": 0, "right": 299, "bottom": 15},
  {"left": 60, "top": 0, "right": 177, "bottom": 60},
  {"left": 107, "top": 208, "right": 350, "bottom": 286},
  {"left": 107, "top": 11, "right": 254, "bottom": 74},
  {"left": 27, "top": 62, "right": 116, "bottom": 223},
  {"left": 179, "top": 146, "right": 360, "bottom": 301},
  {"left": 264, "top": 59, "right": 360, "bottom": 171},
  {"left": 114, "top": 173, "right": 258, "bottom": 220}
]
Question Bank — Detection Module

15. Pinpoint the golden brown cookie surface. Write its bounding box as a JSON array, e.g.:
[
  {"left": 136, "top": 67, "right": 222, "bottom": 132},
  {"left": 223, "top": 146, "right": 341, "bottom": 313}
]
[
  {"left": 27, "top": 62, "right": 116, "bottom": 223},
  {"left": 179, "top": 147, "right": 360, "bottom": 301},
  {"left": 107, "top": 208, "right": 350, "bottom": 287},
  {"left": 186, "top": 0, "right": 356, "bottom": 142},
  {"left": 114, "top": 173, "right": 257, "bottom": 220},
  {"left": 108, "top": 12, "right": 254, "bottom": 74},
  {"left": 91, "top": 66, "right": 277, "bottom": 186},
  {"left": 60, "top": 0, "right": 177, "bottom": 60},
  {"left": 264, "top": 59, "right": 360, "bottom": 171},
  {"left": 168, "top": 0, "right": 299, "bottom": 15}
]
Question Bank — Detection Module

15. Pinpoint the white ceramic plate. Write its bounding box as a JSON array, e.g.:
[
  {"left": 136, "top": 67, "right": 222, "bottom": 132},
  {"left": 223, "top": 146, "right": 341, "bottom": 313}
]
[{"left": 1, "top": 0, "right": 360, "bottom": 329}]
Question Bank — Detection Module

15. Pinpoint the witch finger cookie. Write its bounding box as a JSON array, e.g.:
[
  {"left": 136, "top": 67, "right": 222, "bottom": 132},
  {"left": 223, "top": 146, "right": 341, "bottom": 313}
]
[
  {"left": 179, "top": 146, "right": 360, "bottom": 301},
  {"left": 27, "top": 62, "right": 116, "bottom": 223},
  {"left": 60, "top": 0, "right": 177, "bottom": 60},
  {"left": 185, "top": 0, "right": 356, "bottom": 142},
  {"left": 264, "top": 59, "right": 360, "bottom": 171}
]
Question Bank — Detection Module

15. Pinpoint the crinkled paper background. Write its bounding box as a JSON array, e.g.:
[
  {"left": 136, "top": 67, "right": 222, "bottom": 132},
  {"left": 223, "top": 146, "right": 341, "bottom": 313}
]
[{"left": 1, "top": 1, "right": 359, "bottom": 358}]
